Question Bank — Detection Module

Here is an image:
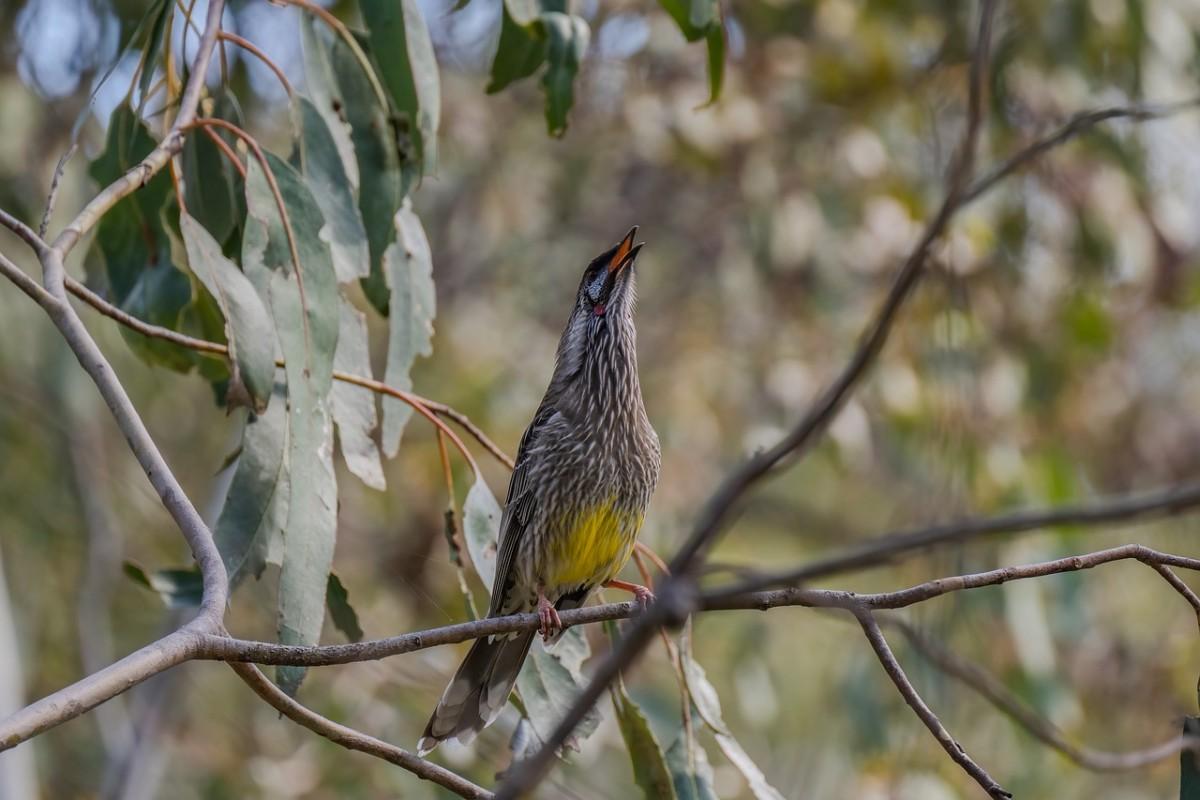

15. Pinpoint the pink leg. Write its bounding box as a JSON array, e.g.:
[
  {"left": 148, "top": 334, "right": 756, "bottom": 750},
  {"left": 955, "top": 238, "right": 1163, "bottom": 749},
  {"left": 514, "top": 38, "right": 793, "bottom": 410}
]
[
  {"left": 603, "top": 579, "right": 655, "bottom": 607},
  {"left": 536, "top": 586, "right": 562, "bottom": 641}
]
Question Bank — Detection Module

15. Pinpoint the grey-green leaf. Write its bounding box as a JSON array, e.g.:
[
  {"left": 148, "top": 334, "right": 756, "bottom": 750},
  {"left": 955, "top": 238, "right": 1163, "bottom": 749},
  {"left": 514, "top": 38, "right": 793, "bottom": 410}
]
[
  {"left": 463, "top": 474, "right": 502, "bottom": 592},
  {"left": 326, "top": 573, "right": 364, "bottom": 643},
  {"left": 331, "top": 299, "right": 386, "bottom": 490},
  {"left": 180, "top": 214, "right": 276, "bottom": 412},
  {"left": 381, "top": 200, "right": 436, "bottom": 458},
  {"left": 213, "top": 388, "right": 289, "bottom": 589},
  {"left": 243, "top": 155, "right": 340, "bottom": 695},
  {"left": 665, "top": 734, "right": 719, "bottom": 800},
  {"left": 295, "top": 96, "right": 370, "bottom": 283},
  {"left": 487, "top": 4, "right": 547, "bottom": 94},
  {"left": 360, "top": 0, "right": 441, "bottom": 174},
  {"left": 517, "top": 638, "right": 602, "bottom": 749},
  {"left": 539, "top": 13, "right": 589, "bottom": 137},
  {"left": 680, "top": 634, "right": 785, "bottom": 800},
  {"left": 299, "top": 19, "right": 360, "bottom": 191},
  {"left": 612, "top": 678, "right": 678, "bottom": 800},
  {"left": 655, "top": 0, "right": 725, "bottom": 103}
]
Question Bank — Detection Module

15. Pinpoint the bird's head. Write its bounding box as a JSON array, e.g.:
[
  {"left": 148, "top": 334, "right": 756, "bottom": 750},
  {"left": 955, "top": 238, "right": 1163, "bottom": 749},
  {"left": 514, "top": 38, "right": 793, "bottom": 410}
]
[{"left": 551, "top": 226, "right": 646, "bottom": 394}]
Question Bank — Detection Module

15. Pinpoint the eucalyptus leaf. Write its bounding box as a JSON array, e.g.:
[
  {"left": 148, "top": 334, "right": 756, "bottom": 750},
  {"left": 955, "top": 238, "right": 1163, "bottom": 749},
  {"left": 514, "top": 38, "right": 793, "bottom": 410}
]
[
  {"left": 136, "top": 0, "right": 171, "bottom": 107},
  {"left": 331, "top": 299, "right": 386, "bottom": 490},
  {"left": 655, "top": 0, "right": 725, "bottom": 103},
  {"left": 462, "top": 474, "right": 502, "bottom": 592},
  {"left": 539, "top": 13, "right": 589, "bottom": 137},
  {"left": 180, "top": 214, "right": 276, "bottom": 412},
  {"left": 87, "top": 104, "right": 194, "bottom": 371},
  {"left": 680, "top": 634, "right": 785, "bottom": 800},
  {"left": 360, "top": 0, "right": 441, "bottom": 174},
  {"left": 487, "top": 4, "right": 548, "bottom": 94},
  {"left": 294, "top": 96, "right": 370, "bottom": 283},
  {"left": 516, "top": 638, "right": 602, "bottom": 750},
  {"left": 182, "top": 117, "right": 237, "bottom": 246},
  {"left": 122, "top": 562, "right": 203, "bottom": 609},
  {"left": 213, "top": 386, "right": 288, "bottom": 589},
  {"left": 611, "top": 678, "right": 677, "bottom": 800},
  {"left": 299, "top": 20, "right": 360, "bottom": 191},
  {"left": 665, "top": 734, "right": 719, "bottom": 800},
  {"left": 381, "top": 201, "right": 435, "bottom": 458},
  {"left": 243, "top": 155, "right": 340, "bottom": 696}
]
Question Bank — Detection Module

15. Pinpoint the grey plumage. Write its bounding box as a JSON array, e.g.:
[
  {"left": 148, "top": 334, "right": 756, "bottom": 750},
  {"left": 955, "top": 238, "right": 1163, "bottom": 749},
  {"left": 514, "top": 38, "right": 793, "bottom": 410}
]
[{"left": 419, "top": 227, "right": 661, "bottom": 754}]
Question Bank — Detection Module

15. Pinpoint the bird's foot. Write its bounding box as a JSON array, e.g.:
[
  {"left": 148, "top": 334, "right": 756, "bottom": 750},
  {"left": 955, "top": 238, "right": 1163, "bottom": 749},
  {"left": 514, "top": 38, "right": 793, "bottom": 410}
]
[
  {"left": 603, "top": 579, "right": 655, "bottom": 608},
  {"left": 536, "top": 589, "right": 562, "bottom": 641}
]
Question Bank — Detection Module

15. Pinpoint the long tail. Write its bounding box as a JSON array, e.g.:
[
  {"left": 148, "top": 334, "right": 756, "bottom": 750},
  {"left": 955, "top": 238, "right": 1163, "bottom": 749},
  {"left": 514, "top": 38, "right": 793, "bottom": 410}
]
[{"left": 418, "top": 630, "right": 536, "bottom": 755}]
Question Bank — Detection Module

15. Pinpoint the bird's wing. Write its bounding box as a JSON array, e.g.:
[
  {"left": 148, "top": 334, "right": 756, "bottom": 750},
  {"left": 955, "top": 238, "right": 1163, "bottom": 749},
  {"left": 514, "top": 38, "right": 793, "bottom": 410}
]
[{"left": 488, "top": 402, "right": 557, "bottom": 616}]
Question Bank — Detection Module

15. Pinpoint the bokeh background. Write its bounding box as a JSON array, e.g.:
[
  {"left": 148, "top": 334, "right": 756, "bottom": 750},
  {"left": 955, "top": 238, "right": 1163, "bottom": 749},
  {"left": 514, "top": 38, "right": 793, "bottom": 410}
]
[{"left": 4, "top": 0, "right": 1200, "bottom": 797}]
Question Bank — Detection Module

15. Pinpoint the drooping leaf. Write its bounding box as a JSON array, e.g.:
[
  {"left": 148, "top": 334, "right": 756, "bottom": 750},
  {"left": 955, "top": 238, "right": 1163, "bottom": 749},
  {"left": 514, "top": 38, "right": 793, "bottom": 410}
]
[
  {"left": 381, "top": 200, "right": 436, "bottom": 458},
  {"left": 516, "top": 637, "right": 602, "bottom": 750},
  {"left": 665, "top": 734, "right": 719, "bottom": 800},
  {"left": 611, "top": 677, "right": 678, "bottom": 800},
  {"left": 135, "top": 0, "right": 171, "bottom": 107},
  {"left": 213, "top": 385, "right": 288, "bottom": 589},
  {"left": 298, "top": 22, "right": 360, "bottom": 191},
  {"left": 182, "top": 116, "right": 238, "bottom": 246},
  {"left": 331, "top": 299, "right": 386, "bottom": 490},
  {"left": 294, "top": 96, "right": 370, "bottom": 283},
  {"left": 656, "top": 0, "right": 725, "bottom": 103},
  {"left": 539, "top": 13, "right": 590, "bottom": 137},
  {"left": 680, "top": 633, "right": 785, "bottom": 800},
  {"left": 243, "top": 155, "right": 340, "bottom": 696},
  {"left": 326, "top": 573, "right": 364, "bottom": 643},
  {"left": 87, "top": 104, "right": 194, "bottom": 371},
  {"left": 360, "top": 0, "right": 441, "bottom": 174},
  {"left": 487, "top": 3, "right": 550, "bottom": 94},
  {"left": 302, "top": 18, "right": 406, "bottom": 313},
  {"left": 122, "top": 562, "right": 203, "bottom": 608},
  {"left": 462, "top": 473, "right": 502, "bottom": 592},
  {"left": 180, "top": 214, "right": 276, "bottom": 412}
]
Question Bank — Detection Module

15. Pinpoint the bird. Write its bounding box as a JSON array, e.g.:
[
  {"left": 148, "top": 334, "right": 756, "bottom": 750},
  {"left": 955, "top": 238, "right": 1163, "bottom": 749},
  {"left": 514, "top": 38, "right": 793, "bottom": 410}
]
[{"left": 418, "top": 226, "right": 661, "bottom": 755}]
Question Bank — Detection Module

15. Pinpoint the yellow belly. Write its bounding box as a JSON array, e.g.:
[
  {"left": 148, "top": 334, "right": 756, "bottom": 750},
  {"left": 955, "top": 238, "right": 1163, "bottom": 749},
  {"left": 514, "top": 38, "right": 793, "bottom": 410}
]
[{"left": 544, "top": 501, "right": 643, "bottom": 589}]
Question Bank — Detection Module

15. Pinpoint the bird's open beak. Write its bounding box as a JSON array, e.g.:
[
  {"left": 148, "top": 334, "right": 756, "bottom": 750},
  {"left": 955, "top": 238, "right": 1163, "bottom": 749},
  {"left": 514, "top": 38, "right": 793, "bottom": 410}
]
[{"left": 608, "top": 226, "right": 644, "bottom": 275}]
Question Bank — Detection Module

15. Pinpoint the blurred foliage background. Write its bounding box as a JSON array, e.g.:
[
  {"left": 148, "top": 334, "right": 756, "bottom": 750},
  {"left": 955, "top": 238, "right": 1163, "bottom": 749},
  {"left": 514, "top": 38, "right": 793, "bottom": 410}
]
[{"left": 4, "top": 0, "right": 1200, "bottom": 797}]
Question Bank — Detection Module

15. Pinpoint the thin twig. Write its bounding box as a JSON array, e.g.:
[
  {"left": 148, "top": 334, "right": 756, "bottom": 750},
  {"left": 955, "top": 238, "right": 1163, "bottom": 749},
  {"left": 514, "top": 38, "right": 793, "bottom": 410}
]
[
  {"left": 882, "top": 615, "right": 1200, "bottom": 772},
  {"left": 218, "top": 31, "right": 294, "bottom": 97},
  {"left": 725, "top": 480, "right": 1200, "bottom": 594},
  {"left": 0, "top": 209, "right": 49, "bottom": 257},
  {"left": 40, "top": 144, "right": 78, "bottom": 238},
  {"left": 228, "top": 663, "right": 492, "bottom": 799},
  {"left": 854, "top": 607, "right": 1012, "bottom": 798}
]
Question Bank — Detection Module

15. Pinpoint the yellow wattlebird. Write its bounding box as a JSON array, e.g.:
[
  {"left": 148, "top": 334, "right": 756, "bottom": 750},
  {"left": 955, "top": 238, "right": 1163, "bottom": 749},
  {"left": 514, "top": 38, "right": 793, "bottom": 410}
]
[{"left": 419, "top": 227, "right": 661, "bottom": 753}]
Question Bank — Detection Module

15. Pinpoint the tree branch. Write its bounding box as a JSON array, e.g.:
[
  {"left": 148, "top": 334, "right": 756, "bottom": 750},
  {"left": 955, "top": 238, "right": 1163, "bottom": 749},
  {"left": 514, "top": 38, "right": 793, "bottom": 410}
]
[
  {"left": 723, "top": 480, "right": 1200, "bottom": 594},
  {"left": 855, "top": 607, "right": 1013, "bottom": 798},
  {"left": 227, "top": 663, "right": 492, "bottom": 799},
  {"left": 882, "top": 615, "right": 1200, "bottom": 772}
]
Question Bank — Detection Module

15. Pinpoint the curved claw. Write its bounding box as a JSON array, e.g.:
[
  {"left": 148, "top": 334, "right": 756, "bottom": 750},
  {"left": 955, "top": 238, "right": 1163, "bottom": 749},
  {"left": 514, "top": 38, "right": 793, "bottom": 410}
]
[{"left": 536, "top": 589, "right": 562, "bottom": 641}]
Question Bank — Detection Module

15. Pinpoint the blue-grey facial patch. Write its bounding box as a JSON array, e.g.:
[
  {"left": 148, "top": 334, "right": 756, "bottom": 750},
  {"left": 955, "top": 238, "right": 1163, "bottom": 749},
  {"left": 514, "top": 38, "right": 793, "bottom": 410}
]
[{"left": 586, "top": 269, "right": 607, "bottom": 302}]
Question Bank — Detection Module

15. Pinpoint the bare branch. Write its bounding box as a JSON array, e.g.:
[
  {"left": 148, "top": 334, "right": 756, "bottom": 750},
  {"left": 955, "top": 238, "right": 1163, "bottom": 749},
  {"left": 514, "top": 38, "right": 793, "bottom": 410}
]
[
  {"left": 40, "top": 144, "right": 78, "bottom": 238},
  {"left": 0, "top": 250, "right": 55, "bottom": 307},
  {"left": 227, "top": 663, "right": 493, "bottom": 799},
  {"left": 726, "top": 480, "right": 1200, "bottom": 594},
  {"left": 883, "top": 615, "right": 1200, "bottom": 772},
  {"left": 855, "top": 608, "right": 1013, "bottom": 798},
  {"left": 0, "top": 209, "right": 49, "bottom": 258}
]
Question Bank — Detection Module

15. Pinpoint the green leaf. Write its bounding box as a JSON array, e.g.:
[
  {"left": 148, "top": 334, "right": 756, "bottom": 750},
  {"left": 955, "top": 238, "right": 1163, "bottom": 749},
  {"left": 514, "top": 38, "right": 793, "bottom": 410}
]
[
  {"left": 214, "top": 385, "right": 289, "bottom": 589},
  {"left": 462, "top": 474, "right": 502, "bottom": 592},
  {"left": 516, "top": 636, "right": 602, "bottom": 750},
  {"left": 87, "top": 105, "right": 194, "bottom": 371},
  {"left": 680, "top": 633, "right": 784, "bottom": 800},
  {"left": 505, "top": 0, "right": 545, "bottom": 26},
  {"left": 122, "top": 562, "right": 203, "bottom": 608},
  {"left": 487, "top": 4, "right": 548, "bottom": 94},
  {"left": 665, "top": 734, "right": 718, "bottom": 800},
  {"left": 331, "top": 299, "right": 386, "bottom": 490},
  {"left": 380, "top": 200, "right": 436, "bottom": 458},
  {"left": 360, "top": 0, "right": 441, "bottom": 174},
  {"left": 136, "top": 0, "right": 171, "bottom": 107},
  {"left": 294, "top": 96, "right": 370, "bottom": 283},
  {"left": 611, "top": 678, "right": 678, "bottom": 800},
  {"left": 180, "top": 214, "right": 276, "bottom": 412},
  {"left": 326, "top": 573, "right": 364, "bottom": 643},
  {"left": 302, "top": 18, "right": 406, "bottom": 314},
  {"left": 182, "top": 116, "right": 238, "bottom": 246},
  {"left": 539, "top": 13, "right": 589, "bottom": 137},
  {"left": 243, "top": 154, "right": 340, "bottom": 696},
  {"left": 298, "top": 22, "right": 360, "bottom": 192},
  {"left": 655, "top": 0, "right": 725, "bottom": 103}
]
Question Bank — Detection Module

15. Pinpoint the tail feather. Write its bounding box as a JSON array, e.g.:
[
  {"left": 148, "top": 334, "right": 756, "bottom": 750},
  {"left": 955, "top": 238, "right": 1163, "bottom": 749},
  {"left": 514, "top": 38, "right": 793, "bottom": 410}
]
[{"left": 418, "top": 630, "right": 536, "bottom": 755}]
